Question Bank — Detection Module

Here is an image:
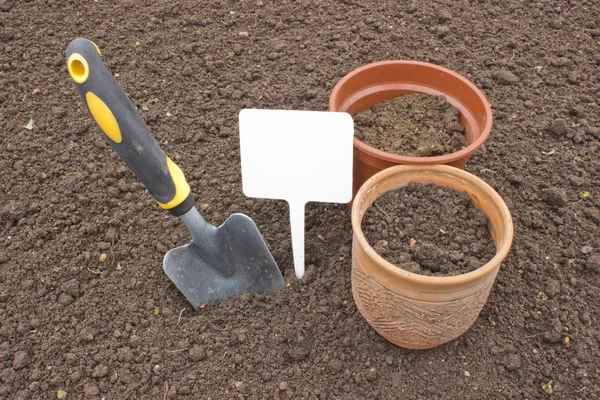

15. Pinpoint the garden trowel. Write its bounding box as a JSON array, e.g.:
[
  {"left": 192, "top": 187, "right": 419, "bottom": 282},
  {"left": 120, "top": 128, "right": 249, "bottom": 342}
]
[{"left": 66, "top": 38, "right": 284, "bottom": 308}]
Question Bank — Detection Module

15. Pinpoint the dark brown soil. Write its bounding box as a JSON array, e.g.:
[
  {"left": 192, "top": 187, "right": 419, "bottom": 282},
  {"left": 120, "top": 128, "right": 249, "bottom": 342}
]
[
  {"left": 354, "top": 93, "right": 468, "bottom": 156},
  {"left": 1, "top": 1, "right": 600, "bottom": 399},
  {"left": 362, "top": 183, "right": 496, "bottom": 276}
]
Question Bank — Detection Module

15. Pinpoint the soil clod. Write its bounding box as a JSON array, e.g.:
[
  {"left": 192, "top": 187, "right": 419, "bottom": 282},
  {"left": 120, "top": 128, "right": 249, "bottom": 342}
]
[
  {"left": 543, "top": 187, "right": 568, "bottom": 208},
  {"left": 92, "top": 364, "right": 109, "bottom": 378},
  {"left": 12, "top": 351, "right": 30, "bottom": 370},
  {"left": 83, "top": 384, "right": 100, "bottom": 399},
  {"left": 188, "top": 346, "right": 206, "bottom": 362},
  {"left": 493, "top": 70, "right": 519, "bottom": 85},
  {"left": 586, "top": 254, "right": 600, "bottom": 273},
  {"left": 545, "top": 118, "right": 568, "bottom": 138}
]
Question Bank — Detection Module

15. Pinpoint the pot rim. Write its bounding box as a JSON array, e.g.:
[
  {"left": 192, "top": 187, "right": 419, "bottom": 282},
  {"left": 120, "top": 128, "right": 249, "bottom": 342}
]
[
  {"left": 329, "top": 60, "right": 493, "bottom": 164},
  {"left": 351, "top": 164, "right": 514, "bottom": 286}
]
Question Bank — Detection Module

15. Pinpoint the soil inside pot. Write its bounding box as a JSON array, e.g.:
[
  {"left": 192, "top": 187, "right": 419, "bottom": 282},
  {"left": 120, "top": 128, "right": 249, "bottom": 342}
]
[
  {"left": 353, "top": 93, "right": 468, "bottom": 156},
  {"left": 362, "top": 183, "right": 496, "bottom": 276}
]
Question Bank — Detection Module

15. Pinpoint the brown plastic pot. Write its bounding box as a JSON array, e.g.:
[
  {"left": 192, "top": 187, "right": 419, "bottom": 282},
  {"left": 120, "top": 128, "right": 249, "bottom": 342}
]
[
  {"left": 329, "top": 60, "right": 493, "bottom": 198},
  {"left": 351, "top": 165, "right": 513, "bottom": 349}
]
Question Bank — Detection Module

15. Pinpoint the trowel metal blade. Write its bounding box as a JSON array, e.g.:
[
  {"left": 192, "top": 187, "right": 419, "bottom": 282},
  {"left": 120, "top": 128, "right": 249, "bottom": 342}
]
[{"left": 163, "top": 213, "right": 284, "bottom": 309}]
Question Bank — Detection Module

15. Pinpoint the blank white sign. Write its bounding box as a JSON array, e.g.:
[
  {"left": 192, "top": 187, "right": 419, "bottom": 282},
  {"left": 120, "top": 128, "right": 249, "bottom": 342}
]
[
  {"left": 239, "top": 109, "right": 354, "bottom": 204},
  {"left": 239, "top": 109, "right": 354, "bottom": 279}
]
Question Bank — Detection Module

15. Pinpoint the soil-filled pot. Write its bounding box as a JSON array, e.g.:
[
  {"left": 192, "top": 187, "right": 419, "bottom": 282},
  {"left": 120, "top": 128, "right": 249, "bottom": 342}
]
[
  {"left": 351, "top": 165, "right": 513, "bottom": 349},
  {"left": 329, "top": 60, "right": 493, "bottom": 198}
]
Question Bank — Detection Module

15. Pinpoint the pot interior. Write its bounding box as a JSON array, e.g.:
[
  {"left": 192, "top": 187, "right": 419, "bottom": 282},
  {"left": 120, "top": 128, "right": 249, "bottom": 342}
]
[
  {"left": 346, "top": 86, "right": 477, "bottom": 145},
  {"left": 356, "top": 167, "right": 512, "bottom": 276},
  {"left": 331, "top": 61, "right": 492, "bottom": 152}
]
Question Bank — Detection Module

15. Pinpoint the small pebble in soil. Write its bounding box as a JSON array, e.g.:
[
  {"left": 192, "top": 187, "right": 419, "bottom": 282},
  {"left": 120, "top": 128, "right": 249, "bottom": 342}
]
[
  {"left": 362, "top": 183, "right": 496, "bottom": 276},
  {"left": 80, "top": 327, "right": 95, "bottom": 342},
  {"left": 353, "top": 93, "right": 467, "bottom": 157},
  {"left": 367, "top": 367, "right": 377, "bottom": 381}
]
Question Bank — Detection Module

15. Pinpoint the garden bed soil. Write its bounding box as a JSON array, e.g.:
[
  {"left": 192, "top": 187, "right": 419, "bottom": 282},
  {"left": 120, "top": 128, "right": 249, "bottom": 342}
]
[
  {"left": 362, "top": 183, "right": 496, "bottom": 276},
  {"left": 1, "top": 1, "right": 600, "bottom": 399},
  {"left": 354, "top": 93, "right": 468, "bottom": 156}
]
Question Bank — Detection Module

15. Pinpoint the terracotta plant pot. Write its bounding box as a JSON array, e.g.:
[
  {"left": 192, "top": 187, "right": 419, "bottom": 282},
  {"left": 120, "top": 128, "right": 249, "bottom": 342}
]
[
  {"left": 351, "top": 165, "right": 513, "bottom": 349},
  {"left": 329, "top": 60, "right": 493, "bottom": 198}
]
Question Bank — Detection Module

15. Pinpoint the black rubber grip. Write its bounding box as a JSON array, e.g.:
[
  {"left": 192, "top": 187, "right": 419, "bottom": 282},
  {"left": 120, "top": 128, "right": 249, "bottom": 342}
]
[
  {"left": 168, "top": 193, "right": 195, "bottom": 217},
  {"left": 66, "top": 38, "right": 193, "bottom": 213}
]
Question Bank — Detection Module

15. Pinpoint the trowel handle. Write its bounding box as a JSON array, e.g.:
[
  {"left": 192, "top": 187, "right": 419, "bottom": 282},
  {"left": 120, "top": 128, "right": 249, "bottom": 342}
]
[{"left": 65, "top": 38, "right": 195, "bottom": 217}]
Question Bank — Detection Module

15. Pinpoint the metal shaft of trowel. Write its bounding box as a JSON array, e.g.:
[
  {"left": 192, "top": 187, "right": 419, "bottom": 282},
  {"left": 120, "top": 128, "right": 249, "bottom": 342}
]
[
  {"left": 179, "top": 206, "right": 217, "bottom": 240},
  {"left": 178, "top": 207, "right": 229, "bottom": 275}
]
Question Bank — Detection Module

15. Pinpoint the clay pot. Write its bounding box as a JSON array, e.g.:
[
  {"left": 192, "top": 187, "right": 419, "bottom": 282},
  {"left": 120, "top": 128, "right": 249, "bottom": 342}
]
[
  {"left": 329, "top": 60, "right": 493, "bottom": 198},
  {"left": 351, "top": 165, "right": 513, "bottom": 349}
]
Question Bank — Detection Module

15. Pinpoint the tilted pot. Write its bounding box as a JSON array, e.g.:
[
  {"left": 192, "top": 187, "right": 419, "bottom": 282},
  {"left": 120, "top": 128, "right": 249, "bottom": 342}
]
[
  {"left": 329, "top": 60, "right": 493, "bottom": 198},
  {"left": 351, "top": 165, "right": 513, "bottom": 349}
]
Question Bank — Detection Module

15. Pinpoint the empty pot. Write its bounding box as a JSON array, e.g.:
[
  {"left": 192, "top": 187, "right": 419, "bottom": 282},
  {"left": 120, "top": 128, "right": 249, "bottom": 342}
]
[{"left": 351, "top": 165, "right": 513, "bottom": 349}]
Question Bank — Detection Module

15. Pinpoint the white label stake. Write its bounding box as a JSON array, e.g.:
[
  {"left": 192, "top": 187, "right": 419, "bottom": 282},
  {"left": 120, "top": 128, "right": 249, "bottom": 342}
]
[{"left": 239, "top": 109, "right": 353, "bottom": 278}]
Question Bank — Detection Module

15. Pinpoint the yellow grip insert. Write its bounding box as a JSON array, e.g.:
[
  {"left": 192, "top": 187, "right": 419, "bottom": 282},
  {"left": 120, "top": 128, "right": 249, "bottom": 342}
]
[
  {"left": 67, "top": 53, "right": 90, "bottom": 84},
  {"left": 157, "top": 158, "right": 191, "bottom": 209},
  {"left": 85, "top": 92, "right": 122, "bottom": 143}
]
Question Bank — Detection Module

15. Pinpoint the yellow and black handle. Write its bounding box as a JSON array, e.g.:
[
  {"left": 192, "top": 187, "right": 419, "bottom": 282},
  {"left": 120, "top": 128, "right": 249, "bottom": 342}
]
[{"left": 66, "top": 38, "right": 194, "bottom": 216}]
